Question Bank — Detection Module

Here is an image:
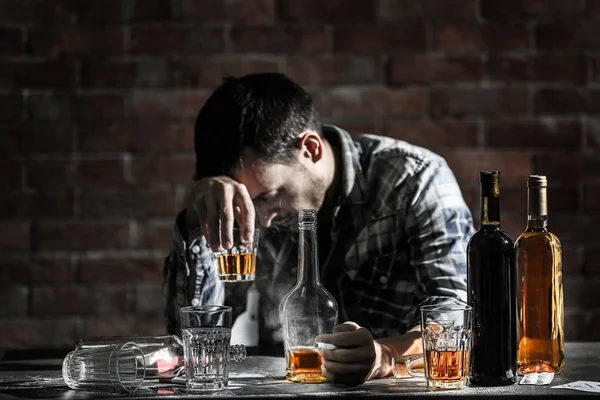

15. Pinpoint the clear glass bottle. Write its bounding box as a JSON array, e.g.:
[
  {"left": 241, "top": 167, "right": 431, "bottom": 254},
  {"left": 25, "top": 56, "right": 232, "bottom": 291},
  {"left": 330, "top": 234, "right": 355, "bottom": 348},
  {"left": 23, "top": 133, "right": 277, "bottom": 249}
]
[
  {"left": 279, "top": 209, "right": 338, "bottom": 383},
  {"left": 516, "top": 175, "right": 564, "bottom": 374},
  {"left": 467, "top": 170, "right": 517, "bottom": 386},
  {"left": 75, "top": 334, "right": 245, "bottom": 383}
]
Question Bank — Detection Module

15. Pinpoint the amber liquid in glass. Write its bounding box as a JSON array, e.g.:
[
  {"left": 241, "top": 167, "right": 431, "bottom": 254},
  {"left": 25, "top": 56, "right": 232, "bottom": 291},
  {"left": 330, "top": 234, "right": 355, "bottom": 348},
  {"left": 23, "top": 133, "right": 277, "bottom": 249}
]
[
  {"left": 425, "top": 349, "right": 470, "bottom": 382},
  {"left": 286, "top": 347, "right": 326, "bottom": 383},
  {"left": 216, "top": 252, "right": 256, "bottom": 281}
]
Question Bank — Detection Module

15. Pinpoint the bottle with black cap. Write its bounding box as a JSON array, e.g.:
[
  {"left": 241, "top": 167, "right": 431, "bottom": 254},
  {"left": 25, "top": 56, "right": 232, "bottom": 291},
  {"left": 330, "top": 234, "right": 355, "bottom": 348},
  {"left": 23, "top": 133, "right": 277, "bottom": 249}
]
[{"left": 467, "top": 170, "right": 517, "bottom": 386}]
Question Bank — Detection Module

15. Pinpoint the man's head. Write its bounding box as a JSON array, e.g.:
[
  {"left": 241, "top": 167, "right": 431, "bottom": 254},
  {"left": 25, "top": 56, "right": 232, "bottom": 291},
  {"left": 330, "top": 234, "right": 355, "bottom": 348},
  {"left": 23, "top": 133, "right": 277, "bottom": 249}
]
[{"left": 194, "top": 73, "right": 334, "bottom": 229}]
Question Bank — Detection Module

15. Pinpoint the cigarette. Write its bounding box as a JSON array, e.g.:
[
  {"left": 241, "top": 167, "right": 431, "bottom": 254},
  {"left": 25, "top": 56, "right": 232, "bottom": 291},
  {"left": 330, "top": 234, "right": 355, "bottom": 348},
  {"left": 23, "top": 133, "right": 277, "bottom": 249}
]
[{"left": 315, "top": 342, "right": 338, "bottom": 350}]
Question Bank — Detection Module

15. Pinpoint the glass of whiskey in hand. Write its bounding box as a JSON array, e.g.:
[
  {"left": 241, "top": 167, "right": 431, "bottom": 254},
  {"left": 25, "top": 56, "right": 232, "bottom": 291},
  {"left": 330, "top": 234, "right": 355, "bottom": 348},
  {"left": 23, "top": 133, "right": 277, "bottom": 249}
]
[{"left": 214, "top": 228, "right": 260, "bottom": 282}]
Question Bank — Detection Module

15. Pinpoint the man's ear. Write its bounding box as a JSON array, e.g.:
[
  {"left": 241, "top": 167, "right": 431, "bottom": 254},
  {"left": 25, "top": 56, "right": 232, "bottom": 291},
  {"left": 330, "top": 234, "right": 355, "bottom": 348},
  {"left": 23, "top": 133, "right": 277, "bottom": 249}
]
[{"left": 298, "top": 132, "right": 323, "bottom": 163}]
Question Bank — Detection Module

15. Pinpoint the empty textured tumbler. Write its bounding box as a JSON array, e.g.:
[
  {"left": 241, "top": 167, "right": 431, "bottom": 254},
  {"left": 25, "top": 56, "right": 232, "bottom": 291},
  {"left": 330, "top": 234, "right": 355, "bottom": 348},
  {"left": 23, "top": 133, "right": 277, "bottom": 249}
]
[{"left": 62, "top": 342, "right": 145, "bottom": 393}]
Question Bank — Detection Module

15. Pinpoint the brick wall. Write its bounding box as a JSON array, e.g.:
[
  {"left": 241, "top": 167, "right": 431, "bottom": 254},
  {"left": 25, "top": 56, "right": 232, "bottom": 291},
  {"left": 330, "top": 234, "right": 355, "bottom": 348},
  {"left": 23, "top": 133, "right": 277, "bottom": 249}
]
[{"left": 0, "top": 0, "right": 599, "bottom": 349}]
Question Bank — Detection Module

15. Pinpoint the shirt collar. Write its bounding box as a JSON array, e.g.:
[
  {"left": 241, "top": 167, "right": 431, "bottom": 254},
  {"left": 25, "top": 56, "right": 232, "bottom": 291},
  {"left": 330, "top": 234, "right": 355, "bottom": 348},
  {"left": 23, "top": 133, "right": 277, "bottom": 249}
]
[{"left": 322, "top": 124, "right": 368, "bottom": 206}]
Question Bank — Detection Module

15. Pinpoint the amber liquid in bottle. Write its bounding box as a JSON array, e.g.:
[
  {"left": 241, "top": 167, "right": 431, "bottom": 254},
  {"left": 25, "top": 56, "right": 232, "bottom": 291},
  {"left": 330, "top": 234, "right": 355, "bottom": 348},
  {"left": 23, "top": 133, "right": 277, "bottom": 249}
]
[
  {"left": 516, "top": 175, "right": 564, "bottom": 374},
  {"left": 279, "top": 209, "right": 338, "bottom": 384}
]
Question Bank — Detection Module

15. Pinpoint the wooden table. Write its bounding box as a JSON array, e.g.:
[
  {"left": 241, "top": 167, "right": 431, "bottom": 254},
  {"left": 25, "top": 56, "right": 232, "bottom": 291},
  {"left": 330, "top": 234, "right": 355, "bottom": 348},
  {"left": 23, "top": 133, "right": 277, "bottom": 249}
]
[{"left": 0, "top": 342, "right": 598, "bottom": 399}]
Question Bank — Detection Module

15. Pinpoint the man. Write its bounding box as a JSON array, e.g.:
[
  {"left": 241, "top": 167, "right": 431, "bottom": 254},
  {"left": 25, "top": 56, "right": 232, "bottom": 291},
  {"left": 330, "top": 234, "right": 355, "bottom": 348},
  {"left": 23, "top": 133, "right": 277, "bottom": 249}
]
[{"left": 163, "top": 72, "right": 475, "bottom": 385}]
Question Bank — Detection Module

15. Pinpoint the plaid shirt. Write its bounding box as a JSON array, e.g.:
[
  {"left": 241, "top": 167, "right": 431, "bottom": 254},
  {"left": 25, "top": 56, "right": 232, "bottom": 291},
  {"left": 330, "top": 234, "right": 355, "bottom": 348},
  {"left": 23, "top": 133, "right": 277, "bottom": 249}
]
[{"left": 163, "top": 125, "right": 475, "bottom": 345}]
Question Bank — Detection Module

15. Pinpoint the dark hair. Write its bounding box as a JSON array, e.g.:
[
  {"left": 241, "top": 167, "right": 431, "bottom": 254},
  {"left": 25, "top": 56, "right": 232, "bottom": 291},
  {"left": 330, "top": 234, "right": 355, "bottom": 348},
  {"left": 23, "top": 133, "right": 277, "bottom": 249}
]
[{"left": 193, "top": 72, "right": 321, "bottom": 180}]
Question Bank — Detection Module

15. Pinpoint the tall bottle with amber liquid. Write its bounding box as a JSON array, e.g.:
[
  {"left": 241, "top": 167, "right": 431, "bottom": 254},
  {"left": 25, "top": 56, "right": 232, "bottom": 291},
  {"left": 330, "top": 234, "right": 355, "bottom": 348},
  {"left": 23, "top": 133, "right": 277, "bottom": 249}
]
[
  {"left": 515, "top": 175, "right": 564, "bottom": 374},
  {"left": 279, "top": 209, "right": 338, "bottom": 383},
  {"left": 467, "top": 170, "right": 517, "bottom": 386}
]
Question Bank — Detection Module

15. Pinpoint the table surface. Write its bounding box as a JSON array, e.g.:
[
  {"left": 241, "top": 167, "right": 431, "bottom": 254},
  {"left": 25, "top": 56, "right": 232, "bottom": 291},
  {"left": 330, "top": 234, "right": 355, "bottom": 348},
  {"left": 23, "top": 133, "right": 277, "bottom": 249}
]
[{"left": 0, "top": 342, "right": 598, "bottom": 399}]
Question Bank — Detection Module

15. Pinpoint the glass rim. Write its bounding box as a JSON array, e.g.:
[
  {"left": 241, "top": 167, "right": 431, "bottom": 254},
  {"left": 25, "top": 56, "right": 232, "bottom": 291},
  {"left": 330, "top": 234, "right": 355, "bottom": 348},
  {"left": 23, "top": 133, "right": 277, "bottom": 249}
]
[
  {"left": 420, "top": 304, "right": 472, "bottom": 312},
  {"left": 180, "top": 305, "right": 232, "bottom": 313}
]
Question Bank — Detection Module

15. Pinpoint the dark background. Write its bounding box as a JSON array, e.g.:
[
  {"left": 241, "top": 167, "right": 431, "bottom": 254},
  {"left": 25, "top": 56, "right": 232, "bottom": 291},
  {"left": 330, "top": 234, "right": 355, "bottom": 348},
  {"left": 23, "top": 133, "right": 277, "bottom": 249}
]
[{"left": 0, "top": 0, "right": 599, "bottom": 349}]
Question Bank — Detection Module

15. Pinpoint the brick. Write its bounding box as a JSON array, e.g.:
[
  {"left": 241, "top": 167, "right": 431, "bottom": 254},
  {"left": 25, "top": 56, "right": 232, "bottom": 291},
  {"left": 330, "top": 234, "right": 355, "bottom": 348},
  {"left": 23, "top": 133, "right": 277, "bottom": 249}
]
[
  {"left": 130, "top": 27, "right": 226, "bottom": 54},
  {"left": 334, "top": 24, "right": 425, "bottom": 53},
  {"left": 583, "top": 249, "right": 600, "bottom": 276},
  {"left": 31, "top": 285, "right": 130, "bottom": 315},
  {"left": 26, "top": 158, "right": 126, "bottom": 189},
  {"left": 489, "top": 55, "right": 586, "bottom": 84},
  {"left": 536, "top": 153, "right": 600, "bottom": 183},
  {"left": 0, "top": 161, "right": 22, "bottom": 189},
  {"left": 552, "top": 215, "right": 600, "bottom": 245},
  {"left": 562, "top": 246, "right": 582, "bottom": 276},
  {"left": 380, "top": 0, "right": 477, "bottom": 20},
  {"left": 0, "top": 256, "right": 74, "bottom": 284},
  {"left": 0, "top": 123, "right": 74, "bottom": 154},
  {"left": 534, "top": 89, "right": 600, "bottom": 115},
  {"left": 564, "top": 277, "right": 599, "bottom": 308},
  {"left": 34, "top": 221, "right": 130, "bottom": 251},
  {"left": 183, "top": 0, "right": 275, "bottom": 21},
  {"left": 279, "top": 0, "right": 376, "bottom": 21},
  {"left": 537, "top": 21, "right": 600, "bottom": 50},
  {"left": 431, "top": 88, "right": 530, "bottom": 117},
  {"left": 587, "top": 119, "right": 600, "bottom": 151},
  {"left": 0, "top": 27, "right": 23, "bottom": 54},
  {"left": 331, "top": 120, "right": 379, "bottom": 136},
  {"left": 135, "top": 220, "right": 173, "bottom": 249},
  {"left": 547, "top": 186, "right": 580, "bottom": 214},
  {"left": 586, "top": 311, "right": 600, "bottom": 341},
  {"left": 481, "top": 0, "right": 586, "bottom": 20},
  {"left": 584, "top": 184, "right": 600, "bottom": 213},
  {"left": 81, "top": 59, "right": 168, "bottom": 88},
  {"left": 0, "top": 60, "right": 78, "bottom": 88},
  {"left": 434, "top": 23, "right": 529, "bottom": 53},
  {"left": 438, "top": 150, "right": 531, "bottom": 188},
  {"left": 79, "top": 188, "right": 178, "bottom": 217},
  {"left": 0, "top": 1, "right": 32, "bottom": 22},
  {"left": 0, "top": 191, "right": 74, "bottom": 218},
  {"left": 381, "top": 120, "right": 478, "bottom": 149},
  {"left": 590, "top": 0, "right": 600, "bottom": 16},
  {"left": 174, "top": 58, "right": 280, "bottom": 87},
  {"left": 134, "top": 283, "right": 163, "bottom": 312},
  {"left": 85, "top": 314, "right": 165, "bottom": 337},
  {"left": 0, "top": 318, "right": 81, "bottom": 349},
  {"left": 131, "top": 90, "right": 208, "bottom": 120},
  {"left": 28, "top": 93, "right": 128, "bottom": 121},
  {"left": 286, "top": 56, "right": 381, "bottom": 86},
  {"left": 320, "top": 88, "right": 427, "bottom": 118},
  {"left": 0, "top": 94, "right": 25, "bottom": 121},
  {"left": 28, "top": 28, "right": 126, "bottom": 55},
  {"left": 78, "top": 257, "right": 164, "bottom": 282},
  {"left": 131, "top": 155, "right": 195, "bottom": 184},
  {"left": 0, "top": 220, "right": 30, "bottom": 252},
  {"left": 79, "top": 122, "right": 192, "bottom": 153},
  {"left": 0, "top": 286, "right": 28, "bottom": 316},
  {"left": 484, "top": 119, "right": 581, "bottom": 150},
  {"left": 232, "top": 25, "right": 328, "bottom": 53},
  {"left": 388, "top": 56, "right": 483, "bottom": 84},
  {"left": 66, "top": 0, "right": 173, "bottom": 22},
  {"left": 564, "top": 310, "right": 586, "bottom": 341}
]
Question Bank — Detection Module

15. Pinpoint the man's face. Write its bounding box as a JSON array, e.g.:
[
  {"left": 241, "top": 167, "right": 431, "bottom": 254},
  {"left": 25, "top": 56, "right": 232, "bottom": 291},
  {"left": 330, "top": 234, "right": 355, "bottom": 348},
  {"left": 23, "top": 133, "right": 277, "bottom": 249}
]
[{"left": 234, "top": 148, "right": 327, "bottom": 230}]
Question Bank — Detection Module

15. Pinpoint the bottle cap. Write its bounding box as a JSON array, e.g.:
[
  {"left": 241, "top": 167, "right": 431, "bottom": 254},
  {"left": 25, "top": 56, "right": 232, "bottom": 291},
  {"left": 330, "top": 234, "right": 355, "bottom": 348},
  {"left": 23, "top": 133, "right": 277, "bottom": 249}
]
[
  {"left": 528, "top": 175, "right": 547, "bottom": 187},
  {"left": 479, "top": 170, "right": 500, "bottom": 197}
]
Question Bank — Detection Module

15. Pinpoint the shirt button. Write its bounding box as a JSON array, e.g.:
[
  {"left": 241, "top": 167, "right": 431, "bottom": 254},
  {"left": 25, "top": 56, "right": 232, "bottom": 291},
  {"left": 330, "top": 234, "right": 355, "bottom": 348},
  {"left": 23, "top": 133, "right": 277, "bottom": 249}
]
[
  {"left": 380, "top": 276, "right": 388, "bottom": 284},
  {"left": 191, "top": 245, "right": 200, "bottom": 254},
  {"left": 191, "top": 298, "right": 200, "bottom": 306}
]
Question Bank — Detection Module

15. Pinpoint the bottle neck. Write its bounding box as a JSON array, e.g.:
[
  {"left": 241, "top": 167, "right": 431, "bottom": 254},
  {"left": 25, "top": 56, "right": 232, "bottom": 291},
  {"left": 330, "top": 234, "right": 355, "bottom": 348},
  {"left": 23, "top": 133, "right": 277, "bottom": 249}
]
[
  {"left": 297, "top": 212, "right": 320, "bottom": 286},
  {"left": 480, "top": 195, "right": 501, "bottom": 228},
  {"left": 527, "top": 184, "right": 548, "bottom": 231}
]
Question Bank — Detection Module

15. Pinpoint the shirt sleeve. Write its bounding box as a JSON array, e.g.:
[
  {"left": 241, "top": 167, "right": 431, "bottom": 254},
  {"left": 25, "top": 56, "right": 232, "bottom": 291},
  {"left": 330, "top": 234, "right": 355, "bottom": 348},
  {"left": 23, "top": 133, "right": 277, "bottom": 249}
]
[
  {"left": 404, "top": 160, "right": 475, "bottom": 321},
  {"left": 162, "top": 211, "right": 224, "bottom": 336}
]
